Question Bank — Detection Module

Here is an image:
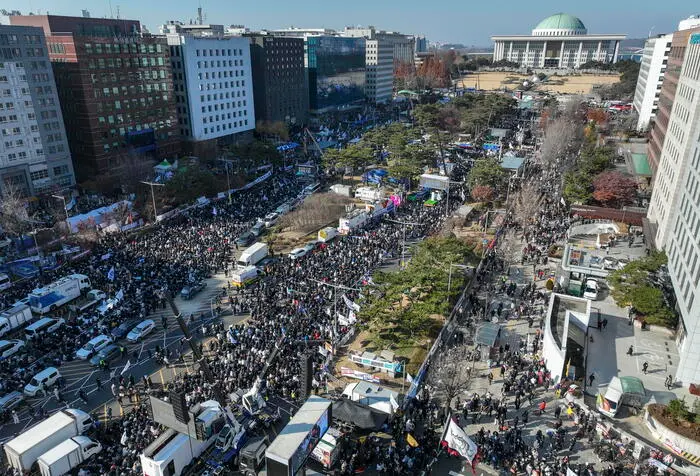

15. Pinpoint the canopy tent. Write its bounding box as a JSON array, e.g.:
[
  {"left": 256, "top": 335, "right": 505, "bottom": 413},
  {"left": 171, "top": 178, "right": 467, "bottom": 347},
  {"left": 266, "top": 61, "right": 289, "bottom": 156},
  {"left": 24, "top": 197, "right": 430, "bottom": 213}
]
[
  {"left": 332, "top": 399, "right": 389, "bottom": 430},
  {"left": 475, "top": 322, "right": 501, "bottom": 347}
]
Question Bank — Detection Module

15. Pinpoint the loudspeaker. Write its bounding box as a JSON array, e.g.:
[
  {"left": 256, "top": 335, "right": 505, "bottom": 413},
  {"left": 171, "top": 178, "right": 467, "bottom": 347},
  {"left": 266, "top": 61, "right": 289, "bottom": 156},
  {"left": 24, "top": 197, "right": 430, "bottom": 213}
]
[
  {"left": 170, "top": 390, "right": 189, "bottom": 424},
  {"left": 299, "top": 353, "right": 313, "bottom": 400}
]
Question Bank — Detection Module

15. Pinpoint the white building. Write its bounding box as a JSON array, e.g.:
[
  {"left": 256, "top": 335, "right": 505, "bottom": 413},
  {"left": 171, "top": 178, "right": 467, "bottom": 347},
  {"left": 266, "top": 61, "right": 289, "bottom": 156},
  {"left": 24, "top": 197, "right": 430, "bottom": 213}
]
[
  {"left": 165, "top": 33, "right": 255, "bottom": 157},
  {"left": 656, "top": 31, "right": 700, "bottom": 386},
  {"left": 491, "top": 13, "right": 625, "bottom": 69},
  {"left": 0, "top": 25, "right": 75, "bottom": 197},
  {"left": 365, "top": 39, "right": 393, "bottom": 104},
  {"left": 633, "top": 34, "right": 672, "bottom": 131}
]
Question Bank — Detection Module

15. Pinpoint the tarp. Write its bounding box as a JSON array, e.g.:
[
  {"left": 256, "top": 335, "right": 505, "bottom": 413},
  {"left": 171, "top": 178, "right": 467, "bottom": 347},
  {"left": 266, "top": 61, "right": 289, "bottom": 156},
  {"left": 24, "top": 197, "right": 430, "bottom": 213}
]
[{"left": 332, "top": 399, "right": 388, "bottom": 430}]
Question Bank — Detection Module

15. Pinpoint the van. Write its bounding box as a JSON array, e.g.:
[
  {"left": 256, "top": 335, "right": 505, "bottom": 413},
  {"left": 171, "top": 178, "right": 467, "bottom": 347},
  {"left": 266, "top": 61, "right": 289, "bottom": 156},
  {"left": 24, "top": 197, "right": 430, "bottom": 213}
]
[
  {"left": 0, "top": 273, "right": 11, "bottom": 291},
  {"left": 24, "top": 367, "right": 61, "bottom": 396},
  {"left": 25, "top": 317, "right": 64, "bottom": 340},
  {"left": 75, "top": 335, "right": 112, "bottom": 360}
]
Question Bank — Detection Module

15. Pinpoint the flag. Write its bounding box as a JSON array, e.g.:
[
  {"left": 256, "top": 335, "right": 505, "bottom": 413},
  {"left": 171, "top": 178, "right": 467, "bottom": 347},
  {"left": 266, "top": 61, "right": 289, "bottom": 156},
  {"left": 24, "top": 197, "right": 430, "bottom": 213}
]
[
  {"left": 107, "top": 266, "right": 115, "bottom": 281},
  {"left": 441, "top": 416, "right": 478, "bottom": 462},
  {"left": 115, "top": 289, "right": 124, "bottom": 301},
  {"left": 120, "top": 359, "right": 132, "bottom": 375},
  {"left": 406, "top": 372, "right": 414, "bottom": 383},
  {"left": 390, "top": 393, "right": 399, "bottom": 411},
  {"left": 406, "top": 433, "right": 419, "bottom": 448},
  {"left": 560, "top": 197, "right": 566, "bottom": 206},
  {"left": 342, "top": 294, "right": 360, "bottom": 312},
  {"left": 212, "top": 207, "right": 217, "bottom": 216},
  {"left": 564, "top": 358, "right": 571, "bottom": 379}
]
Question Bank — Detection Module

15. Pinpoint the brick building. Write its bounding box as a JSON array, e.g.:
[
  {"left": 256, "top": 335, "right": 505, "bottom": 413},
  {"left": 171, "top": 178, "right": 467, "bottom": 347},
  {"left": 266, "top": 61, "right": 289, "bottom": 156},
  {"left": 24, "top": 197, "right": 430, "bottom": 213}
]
[{"left": 10, "top": 15, "right": 180, "bottom": 181}]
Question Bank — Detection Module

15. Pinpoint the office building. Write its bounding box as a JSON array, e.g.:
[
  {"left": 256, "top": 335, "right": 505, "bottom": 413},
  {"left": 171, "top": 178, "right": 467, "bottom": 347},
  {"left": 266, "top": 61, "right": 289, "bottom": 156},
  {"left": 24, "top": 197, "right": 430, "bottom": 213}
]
[
  {"left": 648, "top": 22, "right": 700, "bottom": 176},
  {"left": 249, "top": 35, "right": 307, "bottom": 124},
  {"left": 365, "top": 39, "right": 393, "bottom": 103},
  {"left": 341, "top": 26, "right": 415, "bottom": 66},
  {"left": 654, "top": 31, "right": 700, "bottom": 385},
  {"left": 166, "top": 32, "right": 255, "bottom": 157},
  {"left": 633, "top": 34, "right": 672, "bottom": 131},
  {"left": 264, "top": 27, "right": 336, "bottom": 38},
  {"left": 306, "top": 36, "right": 365, "bottom": 112},
  {"left": 415, "top": 36, "right": 428, "bottom": 54},
  {"left": 10, "top": 15, "right": 180, "bottom": 181},
  {"left": 491, "top": 13, "right": 625, "bottom": 68},
  {"left": 0, "top": 25, "right": 75, "bottom": 196}
]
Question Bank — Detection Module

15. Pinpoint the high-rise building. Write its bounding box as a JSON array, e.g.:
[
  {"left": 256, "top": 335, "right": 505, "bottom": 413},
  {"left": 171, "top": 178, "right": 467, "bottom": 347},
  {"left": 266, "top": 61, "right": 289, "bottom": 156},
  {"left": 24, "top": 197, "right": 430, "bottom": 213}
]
[
  {"left": 647, "top": 24, "right": 700, "bottom": 177},
  {"left": 414, "top": 36, "right": 428, "bottom": 54},
  {"left": 341, "top": 26, "right": 414, "bottom": 67},
  {"left": 165, "top": 32, "right": 255, "bottom": 157},
  {"left": 365, "top": 39, "right": 393, "bottom": 104},
  {"left": 0, "top": 25, "right": 75, "bottom": 197},
  {"left": 248, "top": 35, "right": 307, "bottom": 124},
  {"left": 651, "top": 31, "right": 700, "bottom": 386},
  {"left": 9, "top": 15, "right": 180, "bottom": 181},
  {"left": 633, "top": 34, "right": 672, "bottom": 131},
  {"left": 305, "top": 36, "right": 366, "bottom": 112}
]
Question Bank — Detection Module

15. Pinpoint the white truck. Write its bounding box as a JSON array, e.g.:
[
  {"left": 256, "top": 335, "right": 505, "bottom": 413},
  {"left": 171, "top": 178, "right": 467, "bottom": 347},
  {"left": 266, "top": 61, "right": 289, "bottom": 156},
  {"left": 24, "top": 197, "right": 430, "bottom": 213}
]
[
  {"left": 37, "top": 436, "right": 102, "bottom": 476},
  {"left": 236, "top": 242, "right": 268, "bottom": 267},
  {"left": 231, "top": 266, "right": 259, "bottom": 287},
  {"left": 338, "top": 209, "right": 369, "bottom": 235},
  {"left": 68, "top": 289, "right": 107, "bottom": 313},
  {"left": 28, "top": 274, "right": 91, "bottom": 314},
  {"left": 318, "top": 227, "right": 339, "bottom": 243},
  {"left": 0, "top": 304, "right": 34, "bottom": 338},
  {"left": 4, "top": 408, "right": 93, "bottom": 472},
  {"left": 140, "top": 401, "right": 225, "bottom": 476}
]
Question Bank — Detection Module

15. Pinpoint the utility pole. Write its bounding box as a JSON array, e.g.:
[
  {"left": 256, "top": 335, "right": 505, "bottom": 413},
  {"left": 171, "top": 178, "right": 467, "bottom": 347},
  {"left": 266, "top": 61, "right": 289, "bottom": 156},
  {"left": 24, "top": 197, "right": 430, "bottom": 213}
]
[
  {"left": 140, "top": 181, "right": 164, "bottom": 222},
  {"left": 310, "top": 278, "right": 362, "bottom": 346},
  {"left": 218, "top": 158, "right": 236, "bottom": 204},
  {"left": 384, "top": 218, "right": 422, "bottom": 269}
]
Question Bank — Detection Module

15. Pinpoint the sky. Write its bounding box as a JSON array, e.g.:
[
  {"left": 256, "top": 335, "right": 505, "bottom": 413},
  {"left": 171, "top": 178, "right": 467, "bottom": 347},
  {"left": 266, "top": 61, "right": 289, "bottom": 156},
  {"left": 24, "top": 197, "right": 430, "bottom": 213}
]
[{"left": 1, "top": 0, "right": 693, "bottom": 45}]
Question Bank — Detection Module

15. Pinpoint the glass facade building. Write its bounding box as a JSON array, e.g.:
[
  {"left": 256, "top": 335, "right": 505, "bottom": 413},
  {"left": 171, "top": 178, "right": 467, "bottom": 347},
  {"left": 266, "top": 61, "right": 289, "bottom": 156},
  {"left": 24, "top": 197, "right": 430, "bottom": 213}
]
[{"left": 306, "top": 36, "right": 365, "bottom": 111}]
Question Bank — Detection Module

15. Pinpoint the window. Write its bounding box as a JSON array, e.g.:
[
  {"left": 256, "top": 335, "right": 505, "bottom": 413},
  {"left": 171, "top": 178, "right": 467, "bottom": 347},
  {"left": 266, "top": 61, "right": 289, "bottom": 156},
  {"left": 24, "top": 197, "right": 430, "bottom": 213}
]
[{"left": 29, "top": 169, "right": 48, "bottom": 181}]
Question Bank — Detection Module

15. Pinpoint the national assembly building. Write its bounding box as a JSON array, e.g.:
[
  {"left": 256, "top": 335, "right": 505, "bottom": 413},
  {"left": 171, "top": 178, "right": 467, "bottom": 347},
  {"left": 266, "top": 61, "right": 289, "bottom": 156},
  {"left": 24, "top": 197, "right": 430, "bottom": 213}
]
[{"left": 491, "top": 13, "right": 626, "bottom": 69}]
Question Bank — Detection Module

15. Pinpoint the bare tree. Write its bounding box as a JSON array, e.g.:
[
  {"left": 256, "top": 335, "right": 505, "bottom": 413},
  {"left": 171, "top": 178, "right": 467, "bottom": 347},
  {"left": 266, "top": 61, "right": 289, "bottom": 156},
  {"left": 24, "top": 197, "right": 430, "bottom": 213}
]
[
  {"left": 0, "top": 183, "right": 32, "bottom": 237},
  {"left": 426, "top": 343, "right": 473, "bottom": 412},
  {"left": 279, "top": 193, "right": 352, "bottom": 233},
  {"left": 539, "top": 117, "right": 582, "bottom": 170},
  {"left": 512, "top": 182, "right": 543, "bottom": 232}
]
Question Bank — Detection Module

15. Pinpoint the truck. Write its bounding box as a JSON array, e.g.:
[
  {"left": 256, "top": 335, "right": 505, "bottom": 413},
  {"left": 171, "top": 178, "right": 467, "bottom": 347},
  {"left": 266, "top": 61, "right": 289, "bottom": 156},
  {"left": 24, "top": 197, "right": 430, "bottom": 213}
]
[
  {"left": 140, "top": 401, "right": 226, "bottom": 476},
  {"left": 3, "top": 408, "right": 93, "bottom": 472},
  {"left": 0, "top": 304, "right": 33, "bottom": 338},
  {"left": 68, "top": 289, "right": 106, "bottom": 313},
  {"left": 231, "top": 266, "right": 259, "bottom": 287},
  {"left": 318, "top": 227, "right": 339, "bottom": 243},
  {"left": 338, "top": 209, "right": 368, "bottom": 235},
  {"left": 596, "top": 376, "right": 646, "bottom": 418},
  {"left": 419, "top": 173, "right": 449, "bottom": 192},
  {"left": 238, "top": 437, "right": 269, "bottom": 475},
  {"left": 205, "top": 422, "right": 248, "bottom": 470},
  {"left": 37, "top": 436, "right": 102, "bottom": 476},
  {"left": 28, "top": 274, "right": 91, "bottom": 314},
  {"left": 354, "top": 186, "right": 385, "bottom": 202},
  {"left": 236, "top": 242, "right": 269, "bottom": 268}
]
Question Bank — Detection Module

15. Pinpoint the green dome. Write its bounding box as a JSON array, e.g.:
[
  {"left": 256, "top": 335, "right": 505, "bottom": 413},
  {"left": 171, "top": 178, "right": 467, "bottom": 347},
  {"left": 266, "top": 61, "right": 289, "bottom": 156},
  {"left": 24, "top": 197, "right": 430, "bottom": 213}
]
[{"left": 533, "top": 13, "right": 587, "bottom": 35}]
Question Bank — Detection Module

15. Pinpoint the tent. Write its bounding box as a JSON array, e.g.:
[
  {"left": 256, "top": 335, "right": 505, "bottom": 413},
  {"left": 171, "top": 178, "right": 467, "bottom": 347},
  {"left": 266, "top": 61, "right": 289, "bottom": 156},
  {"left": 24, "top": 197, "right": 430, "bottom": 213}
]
[{"left": 332, "top": 399, "right": 389, "bottom": 430}]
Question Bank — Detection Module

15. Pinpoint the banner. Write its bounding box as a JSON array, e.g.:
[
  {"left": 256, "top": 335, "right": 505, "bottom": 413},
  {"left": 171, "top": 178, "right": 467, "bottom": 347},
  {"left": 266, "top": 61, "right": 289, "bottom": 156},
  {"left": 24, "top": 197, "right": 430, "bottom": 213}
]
[
  {"left": 441, "top": 415, "right": 478, "bottom": 462},
  {"left": 342, "top": 294, "right": 360, "bottom": 312},
  {"left": 107, "top": 266, "right": 115, "bottom": 281},
  {"left": 340, "top": 367, "right": 380, "bottom": 383}
]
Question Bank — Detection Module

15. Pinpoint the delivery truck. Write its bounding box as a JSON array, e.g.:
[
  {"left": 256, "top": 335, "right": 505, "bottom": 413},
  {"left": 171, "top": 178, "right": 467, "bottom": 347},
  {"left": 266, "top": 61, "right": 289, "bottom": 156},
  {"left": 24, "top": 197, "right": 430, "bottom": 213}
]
[
  {"left": 318, "top": 227, "right": 339, "bottom": 243},
  {"left": 37, "top": 436, "right": 102, "bottom": 476},
  {"left": 338, "top": 210, "right": 368, "bottom": 235},
  {"left": 236, "top": 242, "right": 268, "bottom": 267},
  {"left": 596, "top": 376, "right": 646, "bottom": 418},
  {"left": 68, "top": 289, "right": 106, "bottom": 313},
  {"left": 231, "top": 266, "right": 259, "bottom": 287},
  {"left": 0, "top": 304, "right": 33, "bottom": 338},
  {"left": 4, "top": 408, "right": 93, "bottom": 472},
  {"left": 28, "top": 274, "right": 91, "bottom": 314}
]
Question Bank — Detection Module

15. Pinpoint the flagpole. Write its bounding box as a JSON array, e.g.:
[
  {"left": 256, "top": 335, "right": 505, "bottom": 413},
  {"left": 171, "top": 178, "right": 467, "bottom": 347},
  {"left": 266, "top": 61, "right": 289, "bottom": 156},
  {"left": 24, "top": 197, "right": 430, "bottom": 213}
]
[{"left": 401, "top": 363, "right": 406, "bottom": 395}]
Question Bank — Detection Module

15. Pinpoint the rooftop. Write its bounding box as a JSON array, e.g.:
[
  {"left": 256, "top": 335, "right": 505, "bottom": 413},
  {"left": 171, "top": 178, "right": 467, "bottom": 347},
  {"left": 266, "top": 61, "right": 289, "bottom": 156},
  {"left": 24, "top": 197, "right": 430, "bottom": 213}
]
[{"left": 533, "top": 13, "right": 587, "bottom": 35}]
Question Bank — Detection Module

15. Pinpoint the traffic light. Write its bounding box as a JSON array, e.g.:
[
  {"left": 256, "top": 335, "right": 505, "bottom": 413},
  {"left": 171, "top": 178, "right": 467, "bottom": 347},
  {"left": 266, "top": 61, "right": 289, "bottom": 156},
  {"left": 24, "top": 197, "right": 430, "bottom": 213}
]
[
  {"left": 299, "top": 353, "right": 313, "bottom": 400},
  {"left": 170, "top": 390, "right": 189, "bottom": 424}
]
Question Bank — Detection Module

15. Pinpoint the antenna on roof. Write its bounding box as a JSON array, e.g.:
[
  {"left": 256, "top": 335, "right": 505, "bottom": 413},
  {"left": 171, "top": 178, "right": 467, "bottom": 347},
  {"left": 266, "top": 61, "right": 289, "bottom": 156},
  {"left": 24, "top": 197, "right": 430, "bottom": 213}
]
[{"left": 197, "top": 3, "right": 203, "bottom": 25}]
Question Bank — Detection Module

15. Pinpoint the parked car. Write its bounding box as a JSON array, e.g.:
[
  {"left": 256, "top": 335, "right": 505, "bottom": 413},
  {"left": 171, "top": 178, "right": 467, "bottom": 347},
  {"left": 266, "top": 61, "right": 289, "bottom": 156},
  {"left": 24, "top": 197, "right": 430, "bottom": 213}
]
[
  {"left": 89, "top": 344, "right": 122, "bottom": 367},
  {"left": 263, "top": 213, "right": 279, "bottom": 227},
  {"left": 24, "top": 367, "right": 61, "bottom": 396},
  {"left": 250, "top": 222, "right": 266, "bottom": 237},
  {"left": 602, "top": 257, "right": 618, "bottom": 270},
  {"left": 126, "top": 319, "right": 155, "bottom": 342},
  {"left": 235, "top": 232, "right": 256, "bottom": 247},
  {"left": 303, "top": 240, "right": 320, "bottom": 253},
  {"left": 583, "top": 279, "right": 599, "bottom": 300},
  {"left": 75, "top": 335, "right": 112, "bottom": 360},
  {"left": 289, "top": 247, "right": 308, "bottom": 260},
  {"left": 0, "top": 340, "right": 25, "bottom": 360},
  {"left": 181, "top": 282, "right": 207, "bottom": 300},
  {"left": 0, "top": 391, "right": 25, "bottom": 415},
  {"left": 111, "top": 318, "right": 141, "bottom": 340}
]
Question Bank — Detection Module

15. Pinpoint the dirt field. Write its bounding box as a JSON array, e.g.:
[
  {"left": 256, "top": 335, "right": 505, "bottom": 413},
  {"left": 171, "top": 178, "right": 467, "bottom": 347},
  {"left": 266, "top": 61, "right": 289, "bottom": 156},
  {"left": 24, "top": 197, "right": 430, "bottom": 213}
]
[{"left": 457, "top": 71, "right": 620, "bottom": 95}]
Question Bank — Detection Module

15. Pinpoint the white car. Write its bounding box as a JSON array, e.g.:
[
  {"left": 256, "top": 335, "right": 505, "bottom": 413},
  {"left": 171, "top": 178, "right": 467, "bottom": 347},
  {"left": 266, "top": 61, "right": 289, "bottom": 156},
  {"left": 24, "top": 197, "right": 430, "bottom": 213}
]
[
  {"left": 126, "top": 319, "right": 155, "bottom": 342},
  {"left": 602, "top": 257, "right": 618, "bottom": 270},
  {"left": 289, "top": 247, "right": 309, "bottom": 260},
  {"left": 264, "top": 212, "right": 279, "bottom": 227},
  {"left": 75, "top": 334, "right": 113, "bottom": 360},
  {"left": 0, "top": 339, "right": 25, "bottom": 360},
  {"left": 583, "top": 279, "right": 599, "bottom": 300}
]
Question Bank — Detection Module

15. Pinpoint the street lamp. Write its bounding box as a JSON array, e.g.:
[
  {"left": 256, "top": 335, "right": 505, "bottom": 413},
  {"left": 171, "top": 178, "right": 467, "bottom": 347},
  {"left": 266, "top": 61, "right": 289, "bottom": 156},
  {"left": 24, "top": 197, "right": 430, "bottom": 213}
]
[
  {"left": 51, "top": 194, "right": 69, "bottom": 233},
  {"left": 140, "top": 181, "right": 165, "bottom": 222},
  {"left": 218, "top": 158, "right": 236, "bottom": 204}
]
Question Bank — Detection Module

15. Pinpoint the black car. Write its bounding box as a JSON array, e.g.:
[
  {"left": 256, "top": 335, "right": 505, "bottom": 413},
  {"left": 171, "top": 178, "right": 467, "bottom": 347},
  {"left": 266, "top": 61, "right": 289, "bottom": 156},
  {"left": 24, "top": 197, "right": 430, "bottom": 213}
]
[
  {"left": 111, "top": 319, "right": 140, "bottom": 340},
  {"left": 89, "top": 344, "right": 122, "bottom": 367},
  {"left": 235, "top": 232, "right": 256, "bottom": 247}
]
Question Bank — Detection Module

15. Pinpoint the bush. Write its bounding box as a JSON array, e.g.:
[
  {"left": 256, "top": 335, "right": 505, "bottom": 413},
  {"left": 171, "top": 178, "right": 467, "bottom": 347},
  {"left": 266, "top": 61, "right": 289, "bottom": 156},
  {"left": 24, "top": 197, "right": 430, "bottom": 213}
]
[{"left": 667, "top": 399, "right": 691, "bottom": 423}]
